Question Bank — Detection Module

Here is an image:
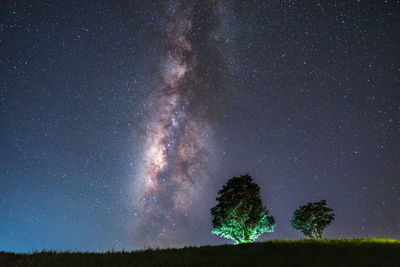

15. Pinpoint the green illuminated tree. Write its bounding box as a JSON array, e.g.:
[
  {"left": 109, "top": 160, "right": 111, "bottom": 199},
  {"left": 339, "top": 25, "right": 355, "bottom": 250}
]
[
  {"left": 210, "top": 174, "right": 275, "bottom": 244},
  {"left": 291, "top": 200, "right": 335, "bottom": 238}
]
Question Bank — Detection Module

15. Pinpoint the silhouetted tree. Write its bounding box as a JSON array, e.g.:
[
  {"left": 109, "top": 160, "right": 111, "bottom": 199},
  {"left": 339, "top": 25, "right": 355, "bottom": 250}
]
[
  {"left": 210, "top": 174, "right": 275, "bottom": 244},
  {"left": 291, "top": 200, "right": 335, "bottom": 238}
]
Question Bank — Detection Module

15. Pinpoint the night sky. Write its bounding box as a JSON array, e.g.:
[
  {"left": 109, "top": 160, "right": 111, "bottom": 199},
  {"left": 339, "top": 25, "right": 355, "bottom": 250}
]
[{"left": 1, "top": 1, "right": 399, "bottom": 252}]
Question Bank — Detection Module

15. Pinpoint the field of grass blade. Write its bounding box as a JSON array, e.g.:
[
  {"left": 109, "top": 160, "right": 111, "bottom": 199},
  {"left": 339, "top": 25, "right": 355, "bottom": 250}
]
[{"left": 1, "top": 238, "right": 399, "bottom": 267}]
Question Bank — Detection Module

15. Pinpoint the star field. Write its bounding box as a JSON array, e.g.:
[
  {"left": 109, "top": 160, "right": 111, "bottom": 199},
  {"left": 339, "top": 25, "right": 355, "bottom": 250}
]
[{"left": 0, "top": 1, "right": 399, "bottom": 252}]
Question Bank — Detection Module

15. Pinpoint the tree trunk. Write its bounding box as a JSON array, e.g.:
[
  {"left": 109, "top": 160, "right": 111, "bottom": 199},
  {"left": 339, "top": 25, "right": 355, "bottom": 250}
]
[{"left": 312, "top": 228, "right": 319, "bottom": 238}]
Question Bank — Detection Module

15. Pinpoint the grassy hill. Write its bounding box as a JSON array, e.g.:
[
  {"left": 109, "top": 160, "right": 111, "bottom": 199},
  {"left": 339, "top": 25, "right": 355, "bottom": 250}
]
[{"left": 1, "top": 238, "right": 399, "bottom": 267}]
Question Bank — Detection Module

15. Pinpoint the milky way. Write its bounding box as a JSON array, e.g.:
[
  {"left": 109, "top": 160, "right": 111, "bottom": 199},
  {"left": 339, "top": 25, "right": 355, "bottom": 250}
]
[
  {"left": 3, "top": 0, "right": 399, "bottom": 253},
  {"left": 131, "top": 1, "right": 227, "bottom": 247}
]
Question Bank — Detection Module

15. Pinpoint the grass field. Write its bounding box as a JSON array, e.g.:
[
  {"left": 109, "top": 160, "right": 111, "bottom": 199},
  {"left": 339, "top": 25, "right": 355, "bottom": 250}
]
[{"left": 1, "top": 238, "right": 399, "bottom": 267}]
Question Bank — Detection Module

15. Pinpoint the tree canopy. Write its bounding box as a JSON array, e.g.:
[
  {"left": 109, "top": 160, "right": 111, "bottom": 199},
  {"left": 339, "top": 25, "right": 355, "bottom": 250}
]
[
  {"left": 210, "top": 174, "right": 275, "bottom": 244},
  {"left": 291, "top": 200, "right": 335, "bottom": 238}
]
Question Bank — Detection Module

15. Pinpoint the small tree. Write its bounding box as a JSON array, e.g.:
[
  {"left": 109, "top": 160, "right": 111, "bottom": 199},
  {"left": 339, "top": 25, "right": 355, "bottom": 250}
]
[
  {"left": 210, "top": 174, "right": 275, "bottom": 244},
  {"left": 291, "top": 200, "right": 334, "bottom": 238}
]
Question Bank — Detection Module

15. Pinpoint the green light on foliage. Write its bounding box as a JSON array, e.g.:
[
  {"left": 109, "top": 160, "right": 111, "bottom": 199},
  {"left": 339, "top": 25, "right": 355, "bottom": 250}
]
[{"left": 211, "top": 174, "right": 276, "bottom": 244}]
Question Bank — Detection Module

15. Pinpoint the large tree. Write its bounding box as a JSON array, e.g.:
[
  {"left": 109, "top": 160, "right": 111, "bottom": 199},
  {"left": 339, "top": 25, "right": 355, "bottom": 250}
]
[
  {"left": 291, "top": 200, "right": 335, "bottom": 238},
  {"left": 210, "top": 174, "right": 275, "bottom": 244}
]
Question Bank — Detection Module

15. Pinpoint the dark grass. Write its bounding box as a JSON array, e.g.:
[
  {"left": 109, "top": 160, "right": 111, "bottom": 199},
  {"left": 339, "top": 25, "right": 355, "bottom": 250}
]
[{"left": 1, "top": 238, "right": 399, "bottom": 267}]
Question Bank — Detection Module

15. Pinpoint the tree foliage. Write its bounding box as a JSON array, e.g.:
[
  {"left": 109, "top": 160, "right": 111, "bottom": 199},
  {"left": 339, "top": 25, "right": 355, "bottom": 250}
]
[
  {"left": 210, "top": 174, "right": 275, "bottom": 244},
  {"left": 291, "top": 200, "right": 335, "bottom": 238}
]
